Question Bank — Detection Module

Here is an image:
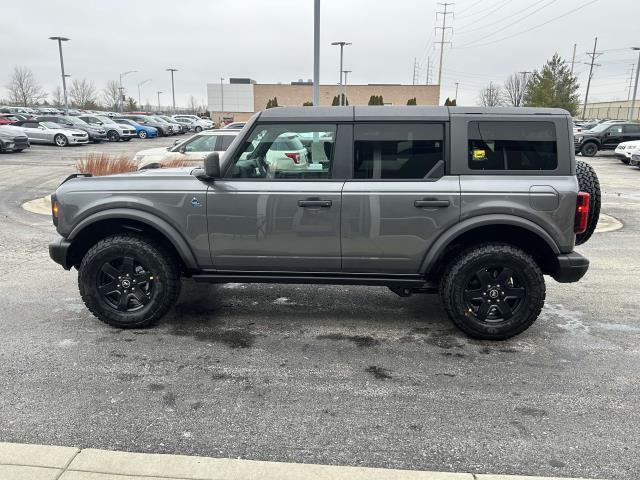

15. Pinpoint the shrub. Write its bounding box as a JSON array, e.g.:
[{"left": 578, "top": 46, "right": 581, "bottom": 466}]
[{"left": 75, "top": 153, "right": 137, "bottom": 176}]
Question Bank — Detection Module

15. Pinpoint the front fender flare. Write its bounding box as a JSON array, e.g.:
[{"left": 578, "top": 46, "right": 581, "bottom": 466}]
[
  {"left": 68, "top": 208, "right": 198, "bottom": 270},
  {"left": 420, "top": 214, "right": 561, "bottom": 275}
]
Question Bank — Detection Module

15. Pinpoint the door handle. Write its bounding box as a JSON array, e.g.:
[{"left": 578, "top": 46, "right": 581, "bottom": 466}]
[
  {"left": 298, "top": 199, "right": 332, "bottom": 208},
  {"left": 414, "top": 199, "right": 450, "bottom": 208}
]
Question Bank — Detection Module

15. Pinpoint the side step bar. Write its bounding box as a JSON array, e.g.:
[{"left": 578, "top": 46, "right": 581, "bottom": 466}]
[{"left": 191, "top": 271, "right": 427, "bottom": 288}]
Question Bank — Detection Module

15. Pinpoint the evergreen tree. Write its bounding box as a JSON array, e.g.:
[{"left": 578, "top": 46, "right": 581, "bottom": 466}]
[
  {"left": 125, "top": 97, "right": 138, "bottom": 111},
  {"left": 332, "top": 93, "right": 348, "bottom": 106},
  {"left": 407, "top": 97, "right": 417, "bottom": 105},
  {"left": 368, "top": 95, "right": 384, "bottom": 105},
  {"left": 303, "top": 101, "right": 313, "bottom": 106},
  {"left": 444, "top": 97, "right": 457, "bottom": 106},
  {"left": 524, "top": 53, "right": 580, "bottom": 115},
  {"left": 266, "top": 97, "right": 279, "bottom": 109}
]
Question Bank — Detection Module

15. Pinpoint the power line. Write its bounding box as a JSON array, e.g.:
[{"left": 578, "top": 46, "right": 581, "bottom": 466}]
[{"left": 455, "top": 0, "right": 601, "bottom": 50}]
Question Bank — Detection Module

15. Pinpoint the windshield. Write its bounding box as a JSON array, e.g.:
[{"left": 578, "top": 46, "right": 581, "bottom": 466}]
[
  {"left": 151, "top": 116, "right": 169, "bottom": 124},
  {"left": 588, "top": 123, "right": 616, "bottom": 133},
  {"left": 170, "top": 134, "right": 218, "bottom": 152},
  {"left": 63, "top": 116, "right": 88, "bottom": 126},
  {"left": 42, "top": 122, "right": 62, "bottom": 129},
  {"left": 96, "top": 115, "right": 117, "bottom": 125}
]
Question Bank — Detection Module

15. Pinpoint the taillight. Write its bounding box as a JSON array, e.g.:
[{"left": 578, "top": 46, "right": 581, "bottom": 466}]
[
  {"left": 574, "top": 192, "right": 590, "bottom": 234},
  {"left": 285, "top": 152, "right": 301, "bottom": 164}
]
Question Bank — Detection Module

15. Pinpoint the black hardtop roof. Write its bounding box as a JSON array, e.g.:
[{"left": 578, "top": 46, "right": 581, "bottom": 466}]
[{"left": 257, "top": 105, "right": 570, "bottom": 122}]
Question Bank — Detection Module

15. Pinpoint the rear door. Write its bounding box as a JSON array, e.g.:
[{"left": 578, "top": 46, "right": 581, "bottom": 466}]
[
  {"left": 341, "top": 122, "right": 460, "bottom": 273},
  {"left": 623, "top": 123, "right": 640, "bottom": 142},
  {"left": 208, "top": 122, "right": 344, "bottom": 271}
]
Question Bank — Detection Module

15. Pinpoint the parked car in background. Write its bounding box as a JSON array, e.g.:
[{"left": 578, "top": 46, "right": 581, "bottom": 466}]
[
  {"left": 0, "top": 125, "right": 30, "bottom": 152},
  {"left": 0, "top": 116, "right": 16, "bottom": 125},
  {"left": 157, "top": 115, "right": 187, "bottom": 134},
  {"left": 223, "top": 122, "right": 246, "bottom": 130},
  {"left": 173, "top": 114, "right": 214, "bottom": 130},
  {"left": 575, "top": 121, "right": 640, "bottom": 156},
  {"left": 133, "top": 129, "right": 239, "bottom": 169},
  {"left": 172, "top": 117, "right": 197, "bottom": 132},
  {"left": 2, "top": 114, "right": 35, "bottom": 123},
  {"left": 37, "top": 115, "right": 107, "bottom": 143},
  {"left": 78, "top": 115, "right": 137, "bottom": 142},
  {"left": 16, "top": 120, "right": 88, "bottom": 147},
  {"left": 150, "top": 116, "right": 178, "bottom": 135},
  {"left": 118, "top": 115, "right": 171, "bottom": 137},
  {"left": 114, "top": 118, "right": 158, "bottom": 139},
  {"left": 614, "top": 139, "right": 640, "bottom": 164}
]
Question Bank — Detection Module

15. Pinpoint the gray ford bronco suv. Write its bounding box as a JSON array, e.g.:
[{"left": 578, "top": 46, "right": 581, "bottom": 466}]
[{"left": 49, "top": 106, "right": 600, "bottom": 340}]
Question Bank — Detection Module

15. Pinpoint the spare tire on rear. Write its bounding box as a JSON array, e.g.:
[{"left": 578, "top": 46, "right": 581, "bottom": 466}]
[{"left": 575, "top": 160, "right": 601, "bottom": 245}]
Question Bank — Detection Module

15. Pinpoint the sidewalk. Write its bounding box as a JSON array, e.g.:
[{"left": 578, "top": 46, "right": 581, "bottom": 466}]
[{"left": 0, "top": 442, "right": 601, "bottom": 480}]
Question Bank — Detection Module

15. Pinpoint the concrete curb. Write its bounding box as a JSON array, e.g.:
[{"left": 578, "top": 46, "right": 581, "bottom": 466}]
[{"left": 0, "top": 442, "right": 604, "bottom": 480}]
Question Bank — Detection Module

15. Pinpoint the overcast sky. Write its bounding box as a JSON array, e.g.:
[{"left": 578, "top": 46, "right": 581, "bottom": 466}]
[{"left": 1, "top": 0, "right": 638, "bottom": 107}]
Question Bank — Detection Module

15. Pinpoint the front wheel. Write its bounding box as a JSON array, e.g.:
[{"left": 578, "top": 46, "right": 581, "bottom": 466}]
[
  {"left": 580, "top": 142, "right": 598, "bottom": 157},
  {"left": 194, "top": 126, "right": 203, "bottom": 133},
  {"left": 106, "top": 130, "right": 120, "bottom": 142},
  {"left": 440, "top": 243, "right": 545, "bottom": 340},
  {"left": 138, "top": 130, "right": 148, "bottom": 139},
  {"left": 54, "top": 134, "right": 68, "bottom": 147},
  {"left": 78, "top": 234, "right": 181, "bottom": 328}
]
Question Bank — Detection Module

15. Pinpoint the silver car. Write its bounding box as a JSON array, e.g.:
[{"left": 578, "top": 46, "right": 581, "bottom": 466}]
[
  {"left": 18, "top": 120, "right": 88, "bottom": 147},
  {"left": 78, "top": 115, "right": 137, "bottom": 142}
]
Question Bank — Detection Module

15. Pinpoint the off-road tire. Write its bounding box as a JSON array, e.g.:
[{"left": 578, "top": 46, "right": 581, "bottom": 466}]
[
  {"left": 619, "top": 157, "right": 630, "bottom": 165},
  {"left": 78, "top": 234, "right": 181, "bottom": 328},
  {"left": 575, "top": 160, "right": 601, "bottom": 245},
  {"left": 440, "top": 243, "right": 545, "bottom": 340},
  {"left": 580, "top": 142, "right": 598, "bottom": 157}
]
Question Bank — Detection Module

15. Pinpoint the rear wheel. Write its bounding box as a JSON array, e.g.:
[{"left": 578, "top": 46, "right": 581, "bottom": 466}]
[
  {"left": 138, "top": 130, "right": 148, "bottom": 139},
  {"left": 575, "top": 160, "right": 601, "bottom": 245},
  {"left": 78, "top": 234, "right": 181, "bottom": 328},
  {"left": 54, "top": 134, "right": 68, "bottom": 147},
  {"left": 580, "top": 142, "right": 598, "bottom": 157},
  {"left": 194, "top": 126, "right": 203, "bottom": 133},
  {"left": 440, "top": 243, "right": 545, "bottom": 340}
]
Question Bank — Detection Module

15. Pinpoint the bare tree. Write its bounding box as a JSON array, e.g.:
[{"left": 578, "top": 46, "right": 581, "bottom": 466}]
[
  {"left": 5, "top": 66, "right": 47, "bottom": 106},
  {"left": 102, "top": 80, "right": 121, "bottom": 111},
  {"left": 188, "top": 95, "right": 201, "bottom": 114},
  {"left": 503, "top": 73, "right": 528, "bottom": 107},
  {"left": 69, "top": 78, "right": 98, "bottom": 109},
  {"left": 51, "top": 86, "right": 64, "bottom": 107},
  {"left": 478, "top": 82, "right": 504, "bottom": 107}
]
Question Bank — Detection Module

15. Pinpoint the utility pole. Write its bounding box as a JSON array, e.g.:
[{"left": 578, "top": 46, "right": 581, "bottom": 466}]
[
  {"left": 343, "top": 70, "right": 351, "bottom": 105},
  {"left": 331, "top": 41, "right": 351, "bottom": 106},
  {"left": 119, "top": 70, "right": 137, "bottom": 113},
  {"left": 137, "top": 79, "right": 151, "bottom": 109},
  {"left": 425, "top": 56, "right": 431, "bottom": 85},
  {"left": 454, "top": 82, "right": 459, "bottom": 100},
  {"left": 413, "top": 58, "right": 418, "bottom": 85},
  {"left": 435, "top": 2, "right": 454, "bottom": 98},
  {"left": 570, "top": 43, "right": 577, "bottom": 74},
  {"left": 220, "top": 77, "right": 224, "bottom": 126},
  {"left": 166, "top": 68, "right": 178, "bottom": 112},
  {"left": 582, "top": 37, "right": 601, "bottom": 119},
  {"left": 627, "top": 64, "right": 635, "bottom": 101},
  {"left": 156, "top": 91, "right": 162, "bottom": 111},
  {"left": 518, "top": 71, "right": 532, "bottom": 107},
  {"left": 49, "top": 37, "right": 70, "bottom": 114},
  {"left": 313, "top": 0, "right": 320, "bottom": 106},
  {"left": 631, "top": 47, "right": 640, "bottom": 121}
]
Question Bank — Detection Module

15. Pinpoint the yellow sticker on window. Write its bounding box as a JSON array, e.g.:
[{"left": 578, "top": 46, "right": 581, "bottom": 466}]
[{"left": 472, "top": 149, "right": 486, "bottom": 160}]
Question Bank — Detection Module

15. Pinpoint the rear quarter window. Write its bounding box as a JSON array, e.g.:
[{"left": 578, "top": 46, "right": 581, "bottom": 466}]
[{"left": 468, "top": 121, "right": 558, "bottom": 171}]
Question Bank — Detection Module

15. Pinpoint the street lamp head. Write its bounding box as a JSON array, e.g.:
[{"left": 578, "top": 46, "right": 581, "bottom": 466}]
[
  {"left": 166, "top": 68, "right": 178, "bottom": 72},
  {"left": 633, "top": 47, "right": 640, "bottom": 51},
  {"left": 49, "top": 36, "right": 70, "bottom": 41},
  {"left": 331, "top": 41, "right": 352, "bottom": 46}
]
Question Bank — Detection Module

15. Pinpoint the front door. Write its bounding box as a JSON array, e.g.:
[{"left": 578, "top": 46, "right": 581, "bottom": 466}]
[
  {"left": 208, "top": 122, "right": 343, "bottom": 271},
  {"left": 602, "top": 125, "right": 624, "bottom": 149},
  {"left": 341, "top": 123, "right": 460, "bottom": 273}
]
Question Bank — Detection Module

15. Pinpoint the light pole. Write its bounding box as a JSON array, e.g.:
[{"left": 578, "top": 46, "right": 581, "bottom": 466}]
[
  {"left": 137, "top": 79, "right": 151, "bottom": 109},
  {"left": 157, "top": 91, "right": 162, "bottom": 111},
  {"left": 331, "top": 41, "right": 351, "bottom": 106},
  {"left": 220, "top": 77, "right": 224, "bottom": 126},
  {"left": 630, "top": 47, "right": 640, "bottom": 121},
  {"left": 119, "top": 70, "right": 137, "bottom": 112},
  {"left": 166, "top": 68, "right": 178, "bottom": 112},
  {"left": 49, "top": 36, "right": 70, "bottom": 114},
  {"left": 313, "top": 0, "right": 320, "bottom": 106},
  {"left": 342, "top": 70, "right": 351, "bottom": 105},
  {"left": 454, "top": 82, "right": 459, "bottom": 101}
]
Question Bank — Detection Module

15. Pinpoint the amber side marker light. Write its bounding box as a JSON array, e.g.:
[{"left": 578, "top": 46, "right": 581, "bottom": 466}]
[
  {"left": 51, "top": 194, "right": 61, "bottom": 226},
  {"left": 574, "top": 192, "right": 590, "bottom": 234}
]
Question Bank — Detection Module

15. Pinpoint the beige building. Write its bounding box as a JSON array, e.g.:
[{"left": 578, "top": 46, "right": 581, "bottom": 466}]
[
  {"left": 207, "top": 79, "right": 440, "bottom": 123},
  {"left": 581, "top": 100, "right": 640, "bottom": 121}
]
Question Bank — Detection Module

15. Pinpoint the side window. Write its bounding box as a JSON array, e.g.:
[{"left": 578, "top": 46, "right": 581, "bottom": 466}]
[
  {"left": 468, "top": 121, "right": 557, "bottom": 171},
  {"left": 182, "top": 135, "right": 218, "bottom": 152},
  {"left": 623, "top": 124, "right": 640, "bottom": 134},
  {"left": 608, "top": 125, "right": 623, "bottom": 134},
  {"left": 227, "top": 123, "right": 336, "bottom": 179},
  {"left": 219, "top": 135, "right": 235, "bottom": 150},
  {"left": 23, "top": 122, "right": 38, "bottom": 129},
  {"left": 353, "top": 123, "right": 444, "bottom": 179}
]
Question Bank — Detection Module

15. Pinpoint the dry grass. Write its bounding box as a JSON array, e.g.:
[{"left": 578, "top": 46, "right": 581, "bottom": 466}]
[
  {"left": 161, "top": 157, "right": 195, "bottom": 168},
  {"left": 75, "top": 153, "right": 137, "bottom": 176}
]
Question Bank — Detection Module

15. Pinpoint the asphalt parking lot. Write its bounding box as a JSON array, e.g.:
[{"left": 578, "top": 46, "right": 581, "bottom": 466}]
[{"left": 0, "top": 142, "right": 638, "bottom": 479}]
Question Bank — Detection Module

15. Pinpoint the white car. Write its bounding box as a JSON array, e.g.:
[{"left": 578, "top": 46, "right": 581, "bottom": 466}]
[
  {"left": 614, "top": 140, "right": 640, "bottom": 164},
  {"left": 240, "top": 133, "right": 310, "bottom": 172},
  {"left": 133, "top": 129, "right": 239, "bottom": 169},
  {"left": 172, "top": 115, "right": 213, "bottom": 131}
]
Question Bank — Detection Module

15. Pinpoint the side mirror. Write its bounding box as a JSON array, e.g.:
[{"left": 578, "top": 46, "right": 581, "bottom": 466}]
[{"left": 203, "top": 152, "right": 221, "bottom": 178}]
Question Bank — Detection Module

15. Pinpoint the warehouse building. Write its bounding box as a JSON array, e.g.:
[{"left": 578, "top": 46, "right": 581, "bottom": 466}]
[
  {"left": 581, "top": 100, "right": 640, "bottom": 121},
  {"left": 207, "top": 78, "right": 440, "bottom": 124}
]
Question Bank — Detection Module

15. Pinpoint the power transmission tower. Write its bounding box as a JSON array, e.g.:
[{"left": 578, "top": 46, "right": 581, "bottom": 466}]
[
  {"left": 582, "top": 37, "right": 602, "bottom": 119},
  {"left": 435, "top": 2, "right": 454, "bottom": 94},
  {"left": 425, "top": 56, "right": 431, "bottom": 85},
  {"left": 518, "top": 71, "right": 532, "bottom": 107},
  {"left": 628, "top": 64, "right": 636, "bottom": 101},
  {"left": 413, "top": 57, "right": 419, "bottom": 85}
]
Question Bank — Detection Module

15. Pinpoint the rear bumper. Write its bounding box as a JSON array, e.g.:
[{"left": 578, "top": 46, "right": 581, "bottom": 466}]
[
  {"left": 552, "top": 252, "right": 589, "bottom": 283},
  {"left": 49, "top": 237, "right": 72, "bottom": 270}
]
